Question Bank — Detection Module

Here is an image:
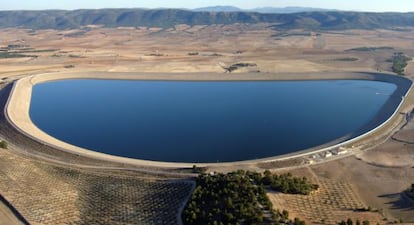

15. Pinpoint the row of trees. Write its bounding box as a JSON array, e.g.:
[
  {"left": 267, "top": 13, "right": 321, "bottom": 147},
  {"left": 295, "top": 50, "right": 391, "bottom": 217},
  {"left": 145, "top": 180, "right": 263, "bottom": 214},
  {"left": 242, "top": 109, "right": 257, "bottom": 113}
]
[
  {"left": 182, "top": 170, "right": 313, "bottom": 225},
  {"left": 338, "top": 218, "right": 371, "bottom": 225},
  {"left": 245, "top": 170, "right": 319, "bottom": 195}
]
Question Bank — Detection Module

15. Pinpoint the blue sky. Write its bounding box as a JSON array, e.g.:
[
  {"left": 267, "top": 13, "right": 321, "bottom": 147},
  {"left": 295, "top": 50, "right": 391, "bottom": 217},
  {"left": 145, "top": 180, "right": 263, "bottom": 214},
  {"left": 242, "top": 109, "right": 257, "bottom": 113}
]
[{"left": 1, "top": 0, "right": 414, "bottom": 12}]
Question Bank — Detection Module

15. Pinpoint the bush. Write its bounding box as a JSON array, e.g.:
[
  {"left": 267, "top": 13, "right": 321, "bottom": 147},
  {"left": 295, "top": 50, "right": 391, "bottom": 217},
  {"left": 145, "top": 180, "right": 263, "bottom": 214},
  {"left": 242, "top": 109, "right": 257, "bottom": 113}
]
[
  {"left": 0, "top": 140, "right": 8, "bottom": 149},
  {"left": 191, "top": 165, "right": 206, "bottom": 174},
  {"left": 389, "top": 52, "right": 412, "bottom": 75}
]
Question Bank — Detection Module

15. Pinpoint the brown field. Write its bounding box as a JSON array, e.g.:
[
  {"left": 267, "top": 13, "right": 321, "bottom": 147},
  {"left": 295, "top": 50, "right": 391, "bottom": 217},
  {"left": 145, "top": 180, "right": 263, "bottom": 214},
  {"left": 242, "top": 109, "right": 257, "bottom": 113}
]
[
  {"left": 0, "top": 24, "right": 414, "bottom": 224},
  {"left": 2, "top": 25, "right": 414, "bottom": 77}
]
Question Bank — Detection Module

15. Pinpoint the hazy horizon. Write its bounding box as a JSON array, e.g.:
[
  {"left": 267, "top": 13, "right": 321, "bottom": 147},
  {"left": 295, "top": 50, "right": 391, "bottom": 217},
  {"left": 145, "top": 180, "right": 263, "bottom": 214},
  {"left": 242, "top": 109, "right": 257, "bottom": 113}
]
[{"left": 1, "top": 0, "right": 414, "bottom": 12}]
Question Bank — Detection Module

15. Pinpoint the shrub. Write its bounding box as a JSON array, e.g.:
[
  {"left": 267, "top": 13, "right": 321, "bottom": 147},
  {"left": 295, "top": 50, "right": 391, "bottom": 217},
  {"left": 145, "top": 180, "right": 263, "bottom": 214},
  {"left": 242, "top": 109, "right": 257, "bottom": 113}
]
[{"left": 0, "top": 140, "right": 8, "bottom": 149}]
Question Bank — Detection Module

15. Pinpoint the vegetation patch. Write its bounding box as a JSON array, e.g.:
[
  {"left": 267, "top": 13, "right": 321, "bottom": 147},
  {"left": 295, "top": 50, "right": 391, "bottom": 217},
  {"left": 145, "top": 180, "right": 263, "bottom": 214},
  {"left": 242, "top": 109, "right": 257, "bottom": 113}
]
[
  {"left": 0, "top": 45, "right": 54, "bottom": 58},
  {"left": 68, "top": 54, "right": 85, "bottom": 58},
  {"left": 221, "top": 62, "right": 258, "bottom": 73},
  {"left": 145, "top": 52, "right": 165, "bottom": 56},
  {"left": 387, "top": 52, "right": 412, "bottom": 75},
  {"left": 183, "top": 170, "right": 316, "bottom": 225},
  {"left": 272, "top": 32, "right": 313, "bottom": 37},
  {"left": 262, "top": 170, "right": 319, "bottom": 195},
  {"left": 334, "top": 57, "right": 359, "bottom": 62},
  {"left": 0, "top": 52, "right": 38, "bottom": 58},
  {"left": 13, "top": 49, "right": 59, "bottom": 53},
  {"left": 201, "top": 52, "right": 222, "bottom": 57},
  {"left": 6, "top": 44, "right": 30, "bottom": 49},
  {"left": 0, "top": 140, "right": 7, "bottom": 149},
  {"left": 191, "top": 165, "right": 207, "bottom": 174},
  {"left": 337, "top": 218, "right": 372, "bottom": 225},
  {"left": 345, "top": 47, "right": 393, "bottom": 52}
]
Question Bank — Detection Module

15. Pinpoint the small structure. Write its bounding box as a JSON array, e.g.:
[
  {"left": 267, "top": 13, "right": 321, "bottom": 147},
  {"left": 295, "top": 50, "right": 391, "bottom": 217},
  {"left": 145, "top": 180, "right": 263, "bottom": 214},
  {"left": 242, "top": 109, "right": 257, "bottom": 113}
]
[
  {"left": 310, "top": 154, "right": 319, "bottom": 159},
  {"left": 323, "top": 151, "right": 332, "bottom": 158},
  {"left": 332, "top": 147, "right": 348, "bottom": 155},
  {"left": 306, "top": 159, "right": 315, "bottom": 165},
  {"left": 337, "top": 147, "right": 348, "bottom": 155}
]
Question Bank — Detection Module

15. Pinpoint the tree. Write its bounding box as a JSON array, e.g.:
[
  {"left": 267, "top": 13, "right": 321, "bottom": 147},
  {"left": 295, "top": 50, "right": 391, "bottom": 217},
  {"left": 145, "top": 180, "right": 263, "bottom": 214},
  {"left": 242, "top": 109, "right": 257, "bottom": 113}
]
[
  {"left": 389, "top": 52, "right": 412, "bottom": 75},
  {"left": 262, "top": 170, "right": 273, "bottom": 185},
  {"left": 282, "top": 209, "right": 289, "bottom": 220},
  {"left": 0, "top": 140, "right": 7, "bottom": 149},
  {"left": 294, "top": 217, "right": 306, "bottom": 225},
  {"left": 362, "top": 220, "right": 370, "bottom": 225}
]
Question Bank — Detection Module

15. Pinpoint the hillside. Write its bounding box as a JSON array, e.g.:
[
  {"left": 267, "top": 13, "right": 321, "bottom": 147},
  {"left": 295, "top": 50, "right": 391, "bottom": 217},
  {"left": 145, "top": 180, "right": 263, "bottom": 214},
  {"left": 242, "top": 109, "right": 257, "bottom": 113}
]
[
  {"left": 0, "top": 9, "right": 414, "bottom": 30},
  {"left": 193, "top": 6, "right": 243, "bottom": 12},
  {"left": 193, "top": 6, "right": 335, "bottom": 14}
]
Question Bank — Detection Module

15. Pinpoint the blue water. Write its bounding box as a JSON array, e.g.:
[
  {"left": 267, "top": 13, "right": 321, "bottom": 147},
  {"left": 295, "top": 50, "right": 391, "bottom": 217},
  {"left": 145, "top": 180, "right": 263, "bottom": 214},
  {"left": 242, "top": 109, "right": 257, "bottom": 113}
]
[{"left": 29, "top": 79, "right": 397, "bottom": 163}]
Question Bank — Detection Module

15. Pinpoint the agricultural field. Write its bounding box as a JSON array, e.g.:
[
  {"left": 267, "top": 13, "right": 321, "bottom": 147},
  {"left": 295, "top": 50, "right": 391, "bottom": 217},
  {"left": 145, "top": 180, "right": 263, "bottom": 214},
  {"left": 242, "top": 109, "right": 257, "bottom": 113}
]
[
  {"left": 268, "top": 178, "right": 381, "bottom": 225},
  {"left": 1, "top": 26, "right": 414, "bottom": 78},
  {"left": 0, "top": 149, "right": 194, "bottom": 225}
]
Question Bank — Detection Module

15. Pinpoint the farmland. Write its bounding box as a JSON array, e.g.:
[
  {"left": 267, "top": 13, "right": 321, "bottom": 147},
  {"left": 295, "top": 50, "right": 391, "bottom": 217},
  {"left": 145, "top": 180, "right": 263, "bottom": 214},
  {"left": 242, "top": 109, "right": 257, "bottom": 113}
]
[{"left": 0, "top": 9, "right": 413, "bottom": 225}]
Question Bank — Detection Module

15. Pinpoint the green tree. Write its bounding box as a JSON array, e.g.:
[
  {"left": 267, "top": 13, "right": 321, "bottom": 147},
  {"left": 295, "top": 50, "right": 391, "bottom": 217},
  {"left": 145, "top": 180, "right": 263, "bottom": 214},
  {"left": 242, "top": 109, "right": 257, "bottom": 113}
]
[
  {"left": 389, "top": 52, "right": 412, "bottom": 75},
  {"left": 0, "top": 140, "right": 7, "bottom": 149},
  {"left": 294, "top": 217, "right": 306, "bottom": 225},
  {"left": 362, "top": 220, "right": 370, "bottom": 225},
  {"left": 262, "top": 170, "right": 273, "bottom": 185},
  {"left": 282, "top": 209, "right": 289, "bottom": 220}
]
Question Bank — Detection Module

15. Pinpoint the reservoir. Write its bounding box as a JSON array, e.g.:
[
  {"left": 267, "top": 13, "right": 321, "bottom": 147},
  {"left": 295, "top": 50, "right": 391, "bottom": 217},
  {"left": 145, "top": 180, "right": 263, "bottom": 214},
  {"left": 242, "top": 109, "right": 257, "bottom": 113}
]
[{"left": 29, "top": 79, "right": 397, "bottom": 163}]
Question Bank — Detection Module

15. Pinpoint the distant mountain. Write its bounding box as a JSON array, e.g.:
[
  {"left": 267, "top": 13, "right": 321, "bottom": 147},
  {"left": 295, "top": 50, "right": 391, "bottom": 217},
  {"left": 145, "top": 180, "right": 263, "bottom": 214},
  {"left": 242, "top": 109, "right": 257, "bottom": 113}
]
[
  {"left": 0, "top": 9, "right": 414, "bottom": 31},
  {"left": 193, "top": 6, "right": 243, "bottom": 12},
  {"left": 193, "top": 6, "right": 335, "bottom": 14},
  {"left": 252, "top": 7, "right": 335, "bottom": 14}
]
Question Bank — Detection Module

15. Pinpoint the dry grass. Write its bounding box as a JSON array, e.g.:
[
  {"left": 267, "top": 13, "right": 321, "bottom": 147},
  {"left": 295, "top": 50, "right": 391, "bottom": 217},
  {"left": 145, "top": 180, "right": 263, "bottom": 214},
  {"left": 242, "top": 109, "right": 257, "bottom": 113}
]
[{"left": 2, "top": 26, "right": 414, "bottom": 77}]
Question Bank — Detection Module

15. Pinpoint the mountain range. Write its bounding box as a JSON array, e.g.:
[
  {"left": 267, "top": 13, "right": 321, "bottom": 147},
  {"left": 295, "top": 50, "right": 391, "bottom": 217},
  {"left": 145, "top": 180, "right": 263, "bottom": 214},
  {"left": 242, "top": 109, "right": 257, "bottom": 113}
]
[
  {"left": 0, "top": 8, "right": 413, "bottom": 30},
  {"left": 193, "top": 6, "right": 335, "bottom": 13}
]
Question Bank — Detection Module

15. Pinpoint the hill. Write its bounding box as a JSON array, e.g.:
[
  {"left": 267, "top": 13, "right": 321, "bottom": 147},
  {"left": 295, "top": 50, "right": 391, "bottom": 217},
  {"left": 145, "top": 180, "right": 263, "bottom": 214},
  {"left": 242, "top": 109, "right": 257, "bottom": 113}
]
[
  {"left": 251, "top": 6, "right": 335, "bottom": 14},
  {"left": 193, "top": 6, "right": 335, "bottom": 14},
  {"left": 193, "top": 6, "right": 243, "bottom": 12},
  {"left": 0, "top": 9, "right": 413, "bottom": 30}
]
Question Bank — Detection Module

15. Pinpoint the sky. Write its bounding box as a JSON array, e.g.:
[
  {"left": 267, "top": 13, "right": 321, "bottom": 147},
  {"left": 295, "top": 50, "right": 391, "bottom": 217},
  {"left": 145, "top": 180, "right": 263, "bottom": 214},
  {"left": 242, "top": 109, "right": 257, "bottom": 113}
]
[{"left": 1, "top": 0, "right": 414, "bottom": 12}]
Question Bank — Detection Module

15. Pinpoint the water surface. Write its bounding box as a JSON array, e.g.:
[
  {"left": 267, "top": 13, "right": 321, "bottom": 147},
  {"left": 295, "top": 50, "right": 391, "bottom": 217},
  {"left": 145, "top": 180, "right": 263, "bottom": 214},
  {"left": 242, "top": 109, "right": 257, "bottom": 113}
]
[{"left": 30, "top": 79, "right": 397, "bottom": 163}]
